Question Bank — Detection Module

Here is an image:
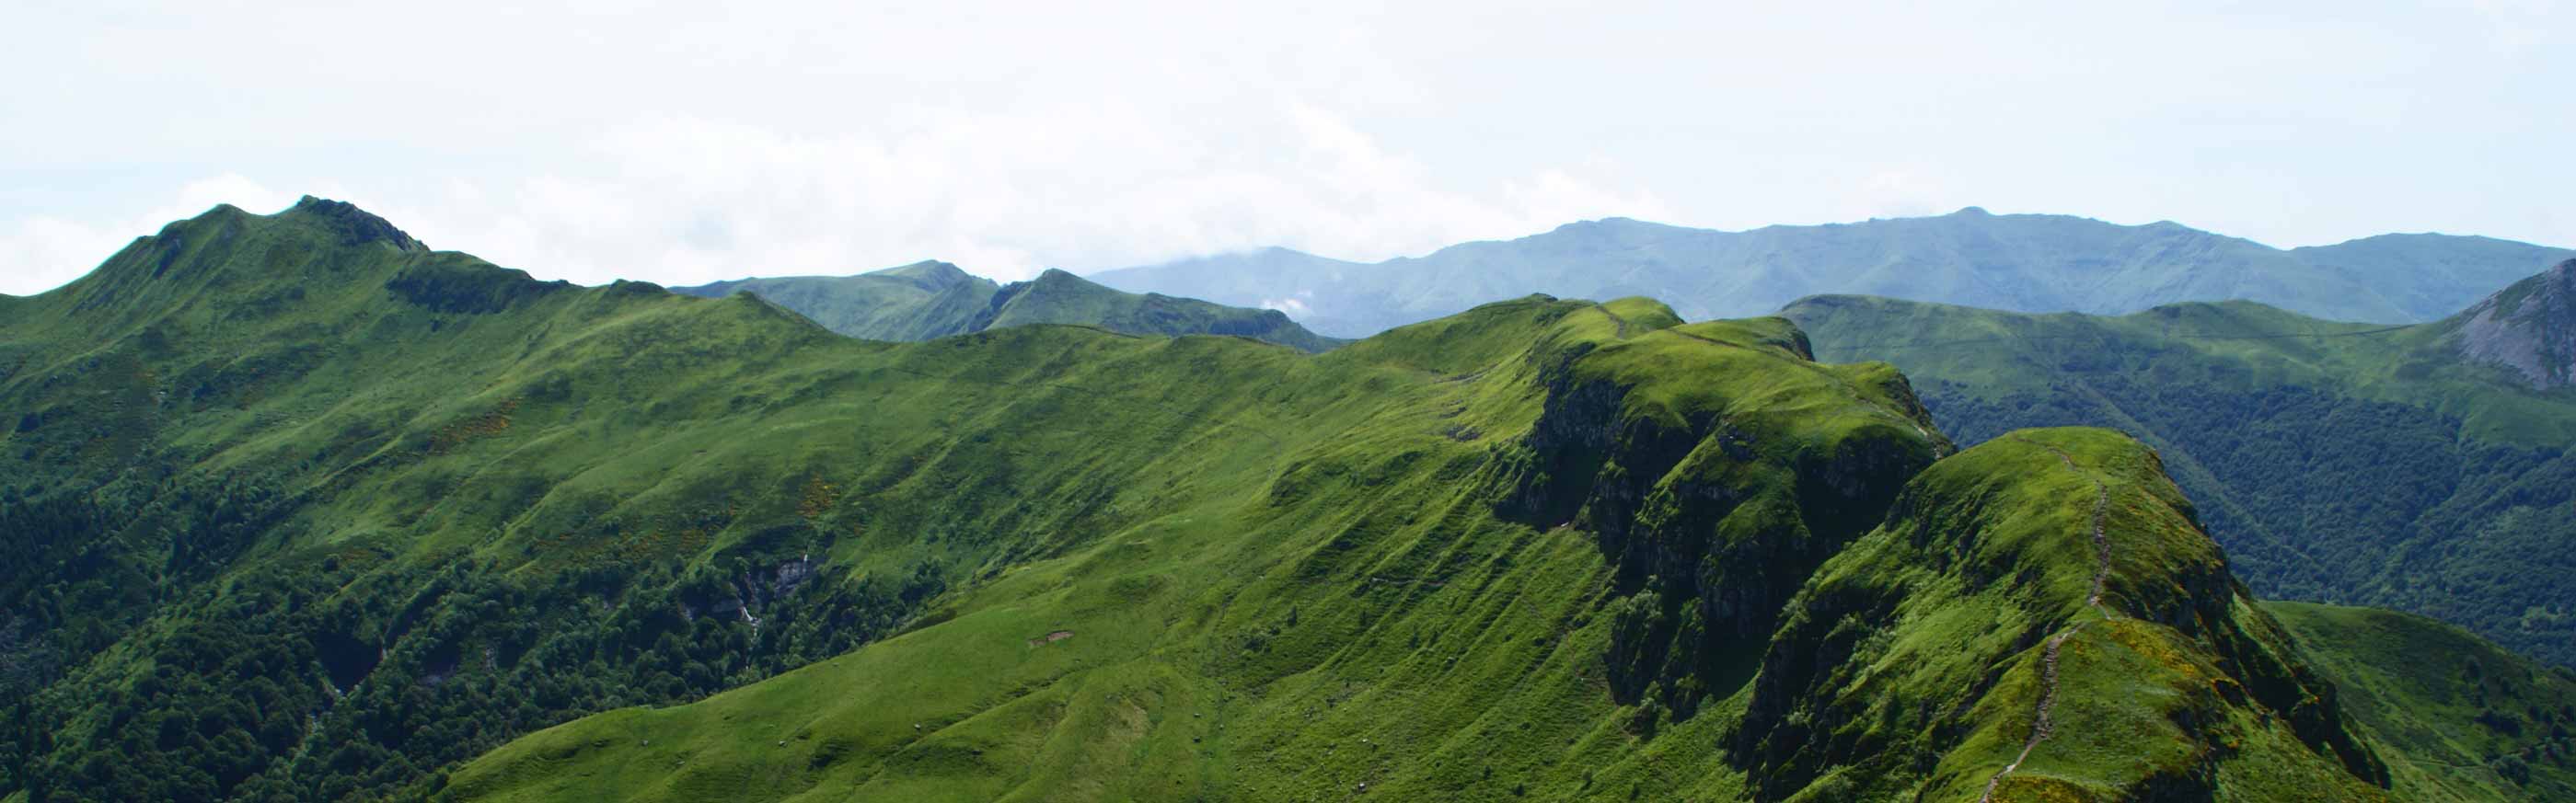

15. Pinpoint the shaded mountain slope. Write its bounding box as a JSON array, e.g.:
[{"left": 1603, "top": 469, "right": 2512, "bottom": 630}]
[
  {"left": 1092, "top": 210, "right": 2570, "bottom": 338},
  {"left": 1782, "top": 267, "right": 2576, "bottom": 668},
  {"left": 676, "top": 265, "right": 1344, "bottom": 352}
]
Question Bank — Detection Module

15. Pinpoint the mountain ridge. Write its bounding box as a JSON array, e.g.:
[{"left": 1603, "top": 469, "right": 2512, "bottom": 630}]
[
  {"left": 2, "top": 199, "right": 2570, "bottom": 801},
  {"left": 1092, "top": 208, "right": 2572, "bottom": 338},
  {"left": 1781, "top": 262, "right": 2576, "bottom": 669},
  {"left": 676, "top": 263, "right": 1345, "bottom": 352}
]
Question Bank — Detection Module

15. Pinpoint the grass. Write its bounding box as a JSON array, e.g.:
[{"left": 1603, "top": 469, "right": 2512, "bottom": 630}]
[
  {"left": 2270, "top": 602, "right": 2576, "bottom": 801},
  {"left": 1783, "top": 293, "right": 2576, "bottom": 444},
  {"left": 4, "top": 199, "right": 2567, "bottom": 802},
  {"left": 1783, "top": 292, "right": 2576, "bottom": 669}
]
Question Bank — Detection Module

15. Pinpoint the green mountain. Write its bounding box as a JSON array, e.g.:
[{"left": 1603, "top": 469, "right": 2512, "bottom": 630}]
[
  {"left": 675, "top": 264, "right": 1345, "bottom": 353},
  {"left": 1092, "top": 211, "right": 2571, "bottom": 338},
  {"left": 2, "top": 199, "right": 2570, "bottom": 803},
  {"left": 1781, "top": 260, "right": 2576, "bottom": 669}
]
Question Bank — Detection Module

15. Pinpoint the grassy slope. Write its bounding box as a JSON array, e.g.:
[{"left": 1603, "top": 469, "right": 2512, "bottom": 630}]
[
  {"left": 439, "top": 296, "right": 1964, "bottom": 803},
  {"left": 1743, "top": 428, "right": 2387, "bottom": 801},
  {"left": 6, "top": 201, "right": 2567, "bottom": 802},
  {"left": 2270, "top": 602, "right": 2576, "bottom": 801},
  {"left": 676, "top": 261, "right": 1000, "bottom": 341},
  {"left": 0, "top": 201, "right": 1339, "bottom": 800},
  {"left": 985, "top": 270, "right": 1344, "bottom": 353},
  {"left": 1783, "top": 293, "right": 2576, "bottom": 668},
  {"left": 447, "top": 425, "right": 2574, "bottom": 802},
  {"left": 676, "top": 266, "right": 1344, "bottom": 352},
  {"left": 1782, "top": 294, "right": 2576, "bottom": 442}
]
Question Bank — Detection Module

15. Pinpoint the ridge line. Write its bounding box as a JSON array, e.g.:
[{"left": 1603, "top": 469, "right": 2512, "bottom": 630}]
[{"left": 1977, "top": 433, "right": 2119, "bottom": 803}]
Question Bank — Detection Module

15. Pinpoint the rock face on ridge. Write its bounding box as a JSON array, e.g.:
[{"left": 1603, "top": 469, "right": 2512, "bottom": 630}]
[{"left": 2453, "top": 258, "right": 2576, "bottom": 389}]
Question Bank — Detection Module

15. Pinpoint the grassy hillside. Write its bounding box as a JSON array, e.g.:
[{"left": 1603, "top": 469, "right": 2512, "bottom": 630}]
[
  {"left": 675, "top": 260, "right": 1000, "bottom": 341},
  {"left": 0, "top": 199, "right": 1337, "bottom": 801},
  {"left": 676, "top": 265, "right": 1343, "bottom": 352},
  {"left": 445, "top": 428, "right": 2575, "bottom": 802},
  {"left": 1783, "top": 290, "right": 2576, "bottom": 668},
  {"left": 2271, "top": 602, "right": 2576, "bottom": 799},
  {"left": 5, "top": 199, "right": 2568, "bottom": 802},
  {"left": 1092, "top": 209, "right": 2570, "bottom": 337}
]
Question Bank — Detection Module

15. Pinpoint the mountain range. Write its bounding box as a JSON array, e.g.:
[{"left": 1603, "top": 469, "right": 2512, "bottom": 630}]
[
  {"left": 0, "top": 199, "right": 2570, "bottom": 801},
  {"left": 673, "top": 263, "right": 1343, "bottom": 353},
  {"left": 1092, "top": 209, "right": 2573, "bottom": 338},
  {"left": 1783, "top": 258, "right": 2576, "bottom": 668}
]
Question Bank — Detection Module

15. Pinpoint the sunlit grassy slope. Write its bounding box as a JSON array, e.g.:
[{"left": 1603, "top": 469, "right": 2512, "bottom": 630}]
[
  {"left": 4, "top": 199, "right": 2568, "bottom": 802},
  {"left": 676, "top": 265, "right": 1345, "bottom": 352},
  {"left": 1784, "top": 293, "right": 2576, "bottom": 669},
  {"left": 436, "top": 289, "right": 1960, "bottom": 802},
  {"left": 0, "top": 199, "right": 1350, "bottom": 800},
  {"left": 443, "top": 423, "right": 2576, "bottom": 802}
]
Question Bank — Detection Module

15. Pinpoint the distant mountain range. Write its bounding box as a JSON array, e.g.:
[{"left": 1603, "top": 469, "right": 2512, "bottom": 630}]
[
  {"left": 675, "top": 262, "right": 1344, "bottom": 352},
  {"left": 1092, "top": 208, "right": 2572, "bottom": 338},
  {"left": 1784, "top": 258, "right": 2576, "bottom": 667}
]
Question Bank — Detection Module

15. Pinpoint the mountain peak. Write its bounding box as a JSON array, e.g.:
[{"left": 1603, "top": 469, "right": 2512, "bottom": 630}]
[
  {"left": 1951, "top": 205, "right": 1992, "bottom": 216},
  {"left": 2450, "top": 258, "right": 2576, "bottom": 388},
  {"left": 862, "top": 259, "right": 982, "bottom": 293},
  {"left": 279, "top": 195, "right": 427, "bottom": 252}
]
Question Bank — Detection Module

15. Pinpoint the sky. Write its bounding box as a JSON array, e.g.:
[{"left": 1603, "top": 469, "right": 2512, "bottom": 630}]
[{"left": 3, "top": 0, "right": 2570, "bottom": 295}]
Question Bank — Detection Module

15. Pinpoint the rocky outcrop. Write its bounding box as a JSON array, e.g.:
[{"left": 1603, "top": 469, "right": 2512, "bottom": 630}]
[
  {"left": 1492, "top": 322, "right": 1943, "bottom": 716},
  {"left": 2452, "top": 258, "right": 2576, "bottom": 389},
  {"left": 283, "top": 195, "right": 429, "bottom": 252}
]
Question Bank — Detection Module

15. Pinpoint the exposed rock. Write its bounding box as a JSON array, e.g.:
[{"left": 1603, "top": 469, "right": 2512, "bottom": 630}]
[
  {"left": 2453, "top": 258, "right": 2576, "bottom": 389},
  {"left": 283, "top": 195, "right": 428, "bottom": 252}
]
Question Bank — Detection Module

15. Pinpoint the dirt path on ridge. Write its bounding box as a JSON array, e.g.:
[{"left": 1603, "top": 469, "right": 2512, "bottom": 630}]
[{"left": 1977, "top": 434, "right": 2119, "bottom": 803}]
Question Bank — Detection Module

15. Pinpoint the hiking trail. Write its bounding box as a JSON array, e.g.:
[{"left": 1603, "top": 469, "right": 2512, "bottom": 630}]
[{"left": 1977, "top": 434, "right": 2119, "bottom": 803}]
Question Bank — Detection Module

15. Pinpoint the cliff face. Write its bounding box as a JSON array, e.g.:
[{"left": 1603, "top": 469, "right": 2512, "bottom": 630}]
[
  {"left": 1492, "top": 310, "right": 1947, "bottom": 717},
  {"left": 2453, "top": 258, "right": 2576, "bottom": 389}
]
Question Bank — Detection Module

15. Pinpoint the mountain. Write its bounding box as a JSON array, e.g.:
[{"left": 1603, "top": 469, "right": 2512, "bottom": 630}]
[
  {"left": 445, "top": 429, "right": 2576, "bottom": 802},
  {"left": 1781, "top": 262, "right": 2576, "bottom": 668},
  {"left": 2448, "top": 259, "right": 2576, "bottom": 390},
  {"left": 2293, "top": 235, "right": 2576, "bottom": 327},
  {"left": 3, "top": 199, "right": 2571, "bottom": 802},
  {"left": 675, "top": 263, "right": 1345, "bottom": 353},
  {"left": 1092, "top": 210, "right": 2572, "bottom": 338}
]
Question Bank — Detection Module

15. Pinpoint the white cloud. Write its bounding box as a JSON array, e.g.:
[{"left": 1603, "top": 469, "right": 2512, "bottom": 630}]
[
  {"left": 1854, "top": 170, "right": 1949, "bottom": 220},
  {"left": 1259, "top": 296, "right": 1312, "bottom": 315},
  {"left": 5, "top": 104, "right": 1667, "bottom": 294},
  {"left": 4, "top": 3, "right": 2570, "bottom": 294},
  {"left": 256, "top": 104, "right": 1663, "bottom": 290},
  {"left": 1, "top": 175, "right": 305, "bottom": 295}
]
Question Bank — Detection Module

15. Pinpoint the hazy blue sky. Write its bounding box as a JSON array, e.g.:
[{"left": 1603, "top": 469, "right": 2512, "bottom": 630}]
[{"left": 4, "top": 1, "right": 2568, "bottom": 293}]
